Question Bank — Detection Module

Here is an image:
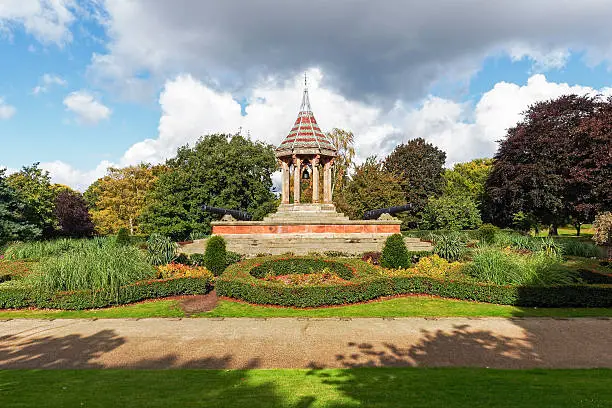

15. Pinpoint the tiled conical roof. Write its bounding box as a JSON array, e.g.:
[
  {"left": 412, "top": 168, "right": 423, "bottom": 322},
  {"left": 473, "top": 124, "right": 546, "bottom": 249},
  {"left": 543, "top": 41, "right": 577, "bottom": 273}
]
[{"left": 276, "top": 85, "right": 336, "bottom": 157}]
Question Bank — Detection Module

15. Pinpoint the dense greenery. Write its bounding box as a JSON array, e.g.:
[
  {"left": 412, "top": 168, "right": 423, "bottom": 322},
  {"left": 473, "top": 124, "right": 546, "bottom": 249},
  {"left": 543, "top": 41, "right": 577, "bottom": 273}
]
[
  {"left": 140, "top": 134, "right": 277, "bottom": 240},
  {"left": 249, "top": 258, "right": 355, "bottom": 280},
  {"left": 2, "top": 368, "right": 611, "bottom": 408},
  {"left": 204, "top": 236, "right": 228, "bottom": 276},
  {"left": 53, "top": 189, "right": 95, "bottom": 237},
  {"left": 0, "top": 168, "right": 41, "bottom": 246},
  {"left": 430, "top": 233, "right": 465, "bottom": 261},
  {"left": 335, "top": 157, "right": 405, "bottom": 219},
  {"left": 146, "top": 233, "right": 178, "bottom": 266},
  {"left": 420, "top": 195, "right": 482, "bottom": 230},
  {"left": 380, "top": 234, "right": 410, "bottom": 269},
  {"left": 3, "top": 238, "right": 102, "bottom": 261}
]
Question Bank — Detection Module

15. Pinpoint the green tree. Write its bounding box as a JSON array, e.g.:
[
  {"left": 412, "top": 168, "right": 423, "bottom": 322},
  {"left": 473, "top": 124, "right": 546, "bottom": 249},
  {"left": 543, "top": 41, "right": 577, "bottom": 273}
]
[
  {"left": 6, "top": 163, "right": 57, "bottom": 237},
  {"left": 383, "top": 138, "right": 446, "bottom": 224},
  {"left": 335, "top": 157, "right": 405, "bottom": 220},
  {"left": 85, "top": 164, "right": 164, "bottom": 235},
  {"left": 443, "top": 158, "right": 493, "bottom": 205},
  {"left": 326, "top": 128, "right": 356, "bottom": 194},
  {"left": 140, "top": 134, "right": 277, "bottom": 240},
  {"left": 420, "top": 195, "right": 482, "bottom": 231},
  {"left": 0, "top": 169, "right": 41, "bottom": 246}
]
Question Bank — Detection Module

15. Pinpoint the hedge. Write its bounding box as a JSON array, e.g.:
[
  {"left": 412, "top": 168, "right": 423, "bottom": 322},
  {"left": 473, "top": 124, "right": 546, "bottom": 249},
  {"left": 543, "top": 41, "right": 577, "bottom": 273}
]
[
  {"left": 216, "top": 256, "right": 612, "bottom": 308},
  {"left": 249, "top": 258, "right": 355, "bottom": 280},
  {"left": 0, "top": 276, "right": 213, "bottom": 310}
]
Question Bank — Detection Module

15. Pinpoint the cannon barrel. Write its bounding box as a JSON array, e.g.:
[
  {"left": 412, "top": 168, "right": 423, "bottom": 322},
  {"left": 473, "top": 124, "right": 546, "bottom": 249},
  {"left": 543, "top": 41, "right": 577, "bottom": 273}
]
[
  {"left": 201, "top": 204, "right": 253, "bottom": 221},
  {"left": 363, "top": 204, "right": 412, "bottom": 220}
]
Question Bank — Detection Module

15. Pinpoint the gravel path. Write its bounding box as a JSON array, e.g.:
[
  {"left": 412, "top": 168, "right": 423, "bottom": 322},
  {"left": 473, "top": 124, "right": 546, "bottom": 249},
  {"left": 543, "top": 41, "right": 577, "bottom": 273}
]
[{"left": 1, "top": 317, "right": 610, "bottom": 369}]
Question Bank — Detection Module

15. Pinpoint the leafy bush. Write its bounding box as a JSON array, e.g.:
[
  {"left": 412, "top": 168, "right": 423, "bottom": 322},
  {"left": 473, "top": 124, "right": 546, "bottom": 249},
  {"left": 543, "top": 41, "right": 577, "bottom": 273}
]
[
  {"left": 156, "top": 263, "right": 213, "bottom": 279},
  {"left": 174, "top": 253, "right": 191, "bottom": 265},
  {"left": 147, "top": 234, "right": 178, "bottom": 266},
  {"left": 249, "top": 258, "right": 354, "bottom": 280},
  {"left": 420, "top": 195, "right": 482, "bottom": 231},
  {"left": 413, "top": 255, "right": 463, "bottom": 281},
  {"left": 204, "top": 236, "right": 227, "bottom": 276},
  {"left": 430, "top": 233, "right": 465, "bottom": 261},
  {"left": 188, "top": 230, "right": 209, "bottom": 241},
  {"left": 559, "top": 239, "right": 602, "bottom": 258},
  {"left": 381, "top": 234, "right": 410, "bottom": 269},
  {"left": 32, "top": 244, "right": 156, "bottom": 299},
  {"left": 478, "top": 223, "right": 498, "bottom": 244},
  {"left": 226, "top": 251, "right": 242, "bottom": 266},
  {"left": 189, "top": 253, "right": 206, "bottom": 266},
  {"left": 216, "top": 255, "right": 612, "bottom": 308},
  {"left": 0, "top": 276, "right": 213, "bottom": 310},
  {"left": 466, "top": 247, "right": 575, "bottom": 286},
  {"left": 593, "top": 212, "right": 612, "bottom": 246},
  {"left": 115, "top": 228, "right": 130, "bottom": 246}
]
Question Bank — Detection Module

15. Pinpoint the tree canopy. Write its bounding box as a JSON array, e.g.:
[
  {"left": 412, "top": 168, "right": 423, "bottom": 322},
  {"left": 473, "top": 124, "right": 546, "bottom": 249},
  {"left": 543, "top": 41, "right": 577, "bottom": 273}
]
[
  {"left": 54, "top": 190, "right": 95, "bottom": 237},
  {"left": 140, "top": 134, "right": 278, "bottom": 239},
  {"left": 485, "top": 94, "right": 611, "bottom": 234},
  {"left": 444, "top": 158, "right": 492, "bottom": 205},
  {"left": 0, "top": 169, "right": 41, "bottom": 246}
]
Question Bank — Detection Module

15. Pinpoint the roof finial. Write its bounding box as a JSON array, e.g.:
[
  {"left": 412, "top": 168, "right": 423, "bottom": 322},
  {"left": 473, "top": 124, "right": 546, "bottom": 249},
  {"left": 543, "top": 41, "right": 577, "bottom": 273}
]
[{"left": 304, "top": 72, "right": 308, "bottom": 89}]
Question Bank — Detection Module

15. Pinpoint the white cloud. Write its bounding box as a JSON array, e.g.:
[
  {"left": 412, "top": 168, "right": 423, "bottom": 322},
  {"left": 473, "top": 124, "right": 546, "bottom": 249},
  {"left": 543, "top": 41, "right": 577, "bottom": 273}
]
[
  {"left": 40, "top": 160, "right": 113, "bottom": 192},
  {"left": 63, "top": 90, "right": 111, "bottom": 124},
  {"left": 0, "top": 97, "right": 16, "bottom": 119},
  {"left": 32, "top": 73, "right": 67, "bottom": 94},
  {"left": 0, "top": 0, "right": 78, "bottom": 45}
]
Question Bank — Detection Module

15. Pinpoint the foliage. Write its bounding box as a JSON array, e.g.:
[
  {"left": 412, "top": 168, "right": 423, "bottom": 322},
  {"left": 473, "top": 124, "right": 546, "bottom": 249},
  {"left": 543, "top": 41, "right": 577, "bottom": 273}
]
[
  {"left": 115, "top": 227, "right": 131, "bottom": 246},
  {"left": 226, "top": 251, "right": 243, "bottom": 266},
  {"left": 420, "top": 195, "right": 482, "bottom": 230},
  {"left": 0, "top": 169, "right": 41, "bottom": 246},
  {"left": 140, "top": 134, "right": 277, "bottom": 240},
  {"left": 156, "top": 263, "right": 213, "bottom": 279},
  {"left": 6, "top": 163, "right": 57, "bottom": 237},
  {"left": 3, "top": 238, "right": 108, "bottom": 261},
  {"left": 147, "top": 234, "right": 178, "bottom": 266},
  {"left": 430, "top": 233, "right": 465, "bottom": 261},
  {"left": 478, "top": 223, "right": 499, "bottom": 244},
  {"left": 216, "top": 256, "right": 612, "bottom": 308},
  {"left": 485, "top": 95, "right": 612, "bottom": 231},
  {"left": 31, "top": 242, "right": 156, "bottom": 298},
  {"left": 53, "top": 190, "right": 94, "bottom": 237},
  {"left": 85, "top": 164, "right": 164, "bottom": 235},
  {"left": 250, "top": 199, "right": 279, "bottom": 221},
  {"left": 249, "top": 258, "right": 355, "bottom": 280},
  {"left": 326, "top": 128, "right": 355, "bottom": 194},
  {"left": 380, "top": 234, "right": 410, "bottom": 269},
  {"left": 466, "top": 247, "right": 574, "bottom": 286},
  {"left": 383, "top": 138, "right": 446, "bottom": 222},
  {"left": 412, "top": 255, "right": 463, "bottom": 280},
  {"left": 0, "top": 276, "right": 213, "bottom": 310},
  {"left": 335, "top": 157, "right": 405, "bottom": 219},
  {"left": 204, "top": 236, "right": 228, "bottom": 276},
  {"left": 593, "top": 212, "right": 612, "bottom": 246},
  {"left": 538, "top": 237, "right": 563, "bottom": 258},
  {"left": 443, "top": 158, "right": 492, "bottom": 206},
  {"left": 512, "top": 211, "right": 537, "bottom": 233}
]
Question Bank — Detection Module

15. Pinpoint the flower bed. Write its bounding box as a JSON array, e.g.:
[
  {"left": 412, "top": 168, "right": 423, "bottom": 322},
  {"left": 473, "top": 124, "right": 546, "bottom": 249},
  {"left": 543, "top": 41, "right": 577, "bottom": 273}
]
[{"left": 215, "top": 255, "right": 612, "bottom": 308}]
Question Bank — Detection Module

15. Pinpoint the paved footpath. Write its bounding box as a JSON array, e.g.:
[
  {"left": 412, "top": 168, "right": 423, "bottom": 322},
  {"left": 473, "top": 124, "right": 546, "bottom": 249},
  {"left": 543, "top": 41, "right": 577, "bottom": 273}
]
[{"left": 1, "top": 317, "right": 611, "bottom": 369}]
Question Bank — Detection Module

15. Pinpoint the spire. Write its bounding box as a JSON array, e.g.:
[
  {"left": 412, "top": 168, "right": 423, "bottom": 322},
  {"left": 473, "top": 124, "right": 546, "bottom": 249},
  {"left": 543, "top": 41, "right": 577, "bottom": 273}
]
[{"left": 300, "top": 72, "right": 312, "bottom": 112}]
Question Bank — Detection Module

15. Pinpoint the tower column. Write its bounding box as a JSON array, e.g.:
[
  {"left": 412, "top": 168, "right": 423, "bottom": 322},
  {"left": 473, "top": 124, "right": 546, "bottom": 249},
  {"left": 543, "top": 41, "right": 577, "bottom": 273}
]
[
  {"left": 281, "top": 160, "right": 290, "bottom": 204},
  {"left": 323, "top": 159, "right": 332, "bottom": 203},
  {"left": 312, "top": 156, "right": 320, "bottom": 203},
  {"left": 293, "top": 156, "right": 301, "bottom": 204}
]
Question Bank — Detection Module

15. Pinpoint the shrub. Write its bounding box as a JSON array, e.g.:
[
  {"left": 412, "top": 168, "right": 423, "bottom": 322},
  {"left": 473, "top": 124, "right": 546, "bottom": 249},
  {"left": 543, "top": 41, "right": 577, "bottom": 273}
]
[
  {"left": 413, "top": 255, "right": 463, "bottom": 281},
  {"left": 174, "top": 253, "right": 191, "bottom": 265},
  {"left": 381, "top": 234, "right": 410, "bottom": 269},
  {"left": 189, "top": 253, "right": 206, "bottom": 266},
  {"left": 431, "top": 233, "right": 465, "bottom": 261},
  {"left": 420, "top": 195, "right": 482, "bottom": 231},
  {"left": 115, "top": 227, "right": 130, "bottom": 246},
  {"left": 478, "top": 223, "right": 498, "bottom": 244},
  {"left": 593, "top": 212, "right": 612, "bottom": 247},
  {"left": 226, "top": 251, "right": 242, "bottom": 267},
  {"left": 188, "top": 230, "right": 209, "bottom": 241},
  {"left": 147, "top": 234, "right": 178, "bottom": 266},
  {"left": 204, "top": 236, "right": 227, "bottom": 276},
  {"left": 32, "top": 244, "right": 156, "bottom": 299},
  {"left": 249, "top": 258, "right": 354, "bottom": 280},
  {"left": 156, "top": 263, "right": 213, "bottom": 279},
  {"left": 559, "top": 239, "right": 602, "bottom": 258}
]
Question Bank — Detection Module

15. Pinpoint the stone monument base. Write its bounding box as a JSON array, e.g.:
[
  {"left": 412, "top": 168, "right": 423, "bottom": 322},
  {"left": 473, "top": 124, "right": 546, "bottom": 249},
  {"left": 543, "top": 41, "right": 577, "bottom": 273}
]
[{"left": 180, "top": 204, "right": 433, "bottom": 256}]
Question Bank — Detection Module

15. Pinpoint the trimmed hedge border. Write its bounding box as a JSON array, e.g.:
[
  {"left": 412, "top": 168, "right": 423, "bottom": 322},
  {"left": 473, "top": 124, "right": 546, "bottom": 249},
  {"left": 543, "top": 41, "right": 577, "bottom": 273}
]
[
  {"left": 0, "top": 276, "right": 213, "bottom": 310},
  {"left": 249, "top": 258, "right": 355, "bottom": 280},
  {"left": 216, "top": 256, "right": 612, "bottom": 308}
]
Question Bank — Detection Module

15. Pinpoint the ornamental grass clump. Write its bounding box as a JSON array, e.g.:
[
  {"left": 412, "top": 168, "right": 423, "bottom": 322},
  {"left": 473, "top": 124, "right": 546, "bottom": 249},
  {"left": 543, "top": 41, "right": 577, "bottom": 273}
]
[
  {"left": 559, "top": 239, "right": 602, "bottom": 258},
  {"left": 430, "top": 233, "right": 465, "bottom": 262},
  {"left": 381, "top": 234, "right": 410, "bottom": 269},
  {"left": 204, "top": 236, "right": 227, "bottom": 276},
  {"left": 147, "top": 234, "right": 178, "bottom": 266},
  {"left": 32, "top": 243, "right": 156, "bottom": 298},
  {"left": 3, "top": 238, "right": 94, "bottom": 261}
]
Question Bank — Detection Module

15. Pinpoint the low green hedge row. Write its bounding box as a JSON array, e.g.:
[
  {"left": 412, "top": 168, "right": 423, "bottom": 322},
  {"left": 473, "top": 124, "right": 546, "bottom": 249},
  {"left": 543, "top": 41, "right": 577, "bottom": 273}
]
[
  {"left": 249, "top": 258, "right": 355, "bottom": 280},
  {"left": 216, "top": 256, "right": 612, "bottom": 308},
  {"left": 0, "top": 276, "right": 213, "bottom": 310}
]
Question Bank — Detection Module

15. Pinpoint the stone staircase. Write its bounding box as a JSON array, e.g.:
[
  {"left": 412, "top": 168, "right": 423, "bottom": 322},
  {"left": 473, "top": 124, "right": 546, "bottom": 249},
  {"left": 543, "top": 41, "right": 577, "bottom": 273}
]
[{"left": 262, "top": 203, "right": 351, "bottom": 224}]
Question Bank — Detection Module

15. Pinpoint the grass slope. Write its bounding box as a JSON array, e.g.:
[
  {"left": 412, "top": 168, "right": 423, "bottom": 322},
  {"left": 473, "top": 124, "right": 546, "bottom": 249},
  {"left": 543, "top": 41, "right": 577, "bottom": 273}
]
[
  {"left": 0, "top": 368, "right": 610, "bottom": 407},
  {"left": 2, "top": 296, "right": 611, "bottom": 319}
]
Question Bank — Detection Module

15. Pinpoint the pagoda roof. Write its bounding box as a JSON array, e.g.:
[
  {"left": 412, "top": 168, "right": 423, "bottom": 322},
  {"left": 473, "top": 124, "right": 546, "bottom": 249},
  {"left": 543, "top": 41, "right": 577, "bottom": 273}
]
[{"left": 276, "top": 86, "right": 336, "bottom": 158}]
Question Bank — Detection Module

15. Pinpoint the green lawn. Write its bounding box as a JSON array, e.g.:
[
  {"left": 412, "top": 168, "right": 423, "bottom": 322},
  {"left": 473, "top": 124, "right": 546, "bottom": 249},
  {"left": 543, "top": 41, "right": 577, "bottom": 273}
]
[
  {"left": 1, "top": 296, "right": 611, "bottom": 319},
  {"left": 0, "top": 368, "right": 609, "bottom": 407},
  {"left": 534, "top": 224, "right": 594, "bottom": 237}
]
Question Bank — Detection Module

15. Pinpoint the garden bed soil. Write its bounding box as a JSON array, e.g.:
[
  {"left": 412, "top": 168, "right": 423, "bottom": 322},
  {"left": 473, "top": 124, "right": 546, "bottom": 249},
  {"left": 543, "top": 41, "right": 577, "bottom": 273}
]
[{"left": 179, "top": 290, "right": 219, "bottom": 313}]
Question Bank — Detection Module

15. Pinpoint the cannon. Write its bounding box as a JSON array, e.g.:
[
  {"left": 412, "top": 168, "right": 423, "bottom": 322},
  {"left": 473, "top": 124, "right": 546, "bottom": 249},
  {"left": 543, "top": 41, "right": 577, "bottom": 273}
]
[
  {"left": 201, "top": 204, "right": 253, "bottom": 221},
  {"left": 363, "top": 204, "right": 413, "bottom": 220}
]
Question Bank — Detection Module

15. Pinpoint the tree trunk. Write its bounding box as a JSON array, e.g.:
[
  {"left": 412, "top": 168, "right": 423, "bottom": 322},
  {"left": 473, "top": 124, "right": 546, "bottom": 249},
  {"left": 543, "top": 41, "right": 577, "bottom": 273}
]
[
  {"left": 575, "top": 223, "right": 581, "bottom": 237},
  {"left": 129, "top": 217, "right": 134, "bottom": 235},
  {"left": 548, "top": 224, "right": 558, "bottom": 236}
]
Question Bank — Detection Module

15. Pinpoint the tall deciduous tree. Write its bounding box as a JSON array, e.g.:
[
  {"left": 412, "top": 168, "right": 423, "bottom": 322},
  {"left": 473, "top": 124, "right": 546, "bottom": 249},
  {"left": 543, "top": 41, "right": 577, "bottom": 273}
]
[
  {"left": 383, "top": 138, "right": 446, "bottom": 223},
  {"left": 485, "top": 94, "right": 610, "bottom": 235},
  {"left": 54, "top": 190, "right": 95, "bottom": 237},
  {"left": 335, "top": 157, "right": 405, "bottom": 220},
  {"left": 444, "top": 158, "right": 493, "bottom": 205},
  {"left": 0, "top": 169, "right": 41, "bottom": 246},
  {"left": 326, "top": 128, "right": 355, "bottom": 194},
  {"left": 6, "top": 163, "right": 57, "bottom": 237},
  {"left": 140, "top": 134, "right": 277, "bottom": 240},
  {"left": 85, "top": 164, "right": 164, "bottom": 235}
]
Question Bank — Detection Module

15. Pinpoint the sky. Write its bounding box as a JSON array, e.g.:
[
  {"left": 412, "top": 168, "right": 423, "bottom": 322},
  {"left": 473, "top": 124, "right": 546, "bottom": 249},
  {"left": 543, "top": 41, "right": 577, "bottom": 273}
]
[{"left": 1, "top": 0, "right": 612, "bottom": 191}]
